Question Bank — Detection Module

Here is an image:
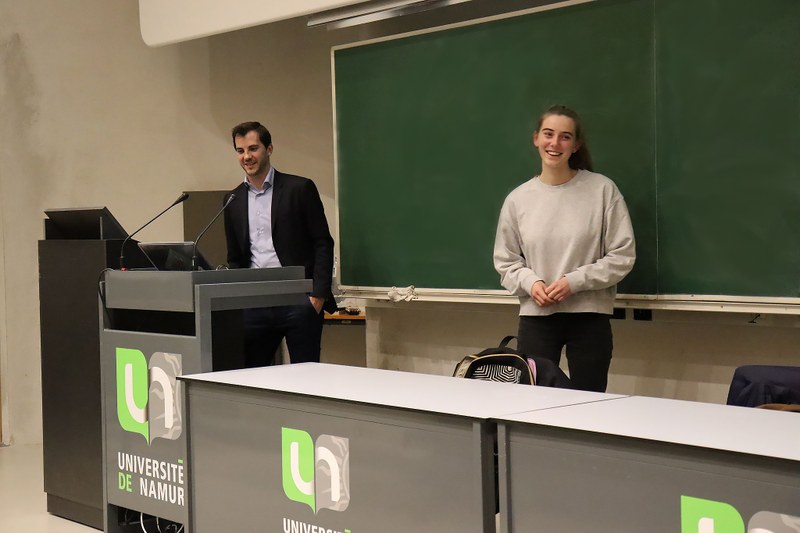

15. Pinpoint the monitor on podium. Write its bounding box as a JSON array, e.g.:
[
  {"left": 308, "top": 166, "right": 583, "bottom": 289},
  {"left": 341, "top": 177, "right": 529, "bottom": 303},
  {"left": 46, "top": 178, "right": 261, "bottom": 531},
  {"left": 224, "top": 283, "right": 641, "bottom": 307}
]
[{"left": 138, "top": 241, "right": 214, "bottom": 271}]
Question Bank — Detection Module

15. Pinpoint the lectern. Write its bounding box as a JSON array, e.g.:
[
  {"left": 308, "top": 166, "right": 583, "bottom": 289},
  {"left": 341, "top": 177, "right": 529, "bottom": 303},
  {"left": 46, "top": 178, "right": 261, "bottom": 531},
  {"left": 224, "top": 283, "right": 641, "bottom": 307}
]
[
  {"left": 39, "top": 207, "right": 149, "bottom": 529},
  {"left": 99, "top": 267, "right": 311, "bottom": 532}
]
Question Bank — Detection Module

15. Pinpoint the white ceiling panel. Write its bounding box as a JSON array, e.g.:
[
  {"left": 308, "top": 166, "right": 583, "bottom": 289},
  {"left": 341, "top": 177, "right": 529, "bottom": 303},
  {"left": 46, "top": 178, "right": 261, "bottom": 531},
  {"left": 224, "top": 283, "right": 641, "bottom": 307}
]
[{"left": 138, "top": 0, "right": 370, "bottom": 46}]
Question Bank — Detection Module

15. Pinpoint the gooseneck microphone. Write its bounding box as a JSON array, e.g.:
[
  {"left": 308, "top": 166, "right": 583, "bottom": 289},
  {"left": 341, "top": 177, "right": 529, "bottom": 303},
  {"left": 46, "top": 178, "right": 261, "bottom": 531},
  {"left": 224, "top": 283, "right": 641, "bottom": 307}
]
[
  {"left": 119, "top": 192, "right": 190, "bottom": 270},
  {"left": 192, "top": 193, "right": 236, "bottom": 271}
]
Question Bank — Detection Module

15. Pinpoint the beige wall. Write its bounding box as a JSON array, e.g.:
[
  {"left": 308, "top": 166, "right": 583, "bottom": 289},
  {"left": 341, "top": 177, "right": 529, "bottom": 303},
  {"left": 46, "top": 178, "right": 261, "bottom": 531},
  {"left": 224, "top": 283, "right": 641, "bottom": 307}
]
[
  {"left": 0, "top": 0, "right": 797, "bottom": 445},
  {"left": 0, "top": 204, "right": 6, "bottom": 441},
  {"left": 364, "top": 302, "right": 800, "bottom": 404},
  {"left": 0, "top": 1, "right": 344, "bottom": 444}
]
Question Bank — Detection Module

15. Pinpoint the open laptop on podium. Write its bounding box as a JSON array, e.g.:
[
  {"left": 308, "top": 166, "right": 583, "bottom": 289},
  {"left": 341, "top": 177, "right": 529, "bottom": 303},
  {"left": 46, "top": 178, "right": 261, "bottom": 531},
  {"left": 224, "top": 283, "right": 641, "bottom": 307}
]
[{"left": 138, "top": 242, "right": 214, "bottom": 271}]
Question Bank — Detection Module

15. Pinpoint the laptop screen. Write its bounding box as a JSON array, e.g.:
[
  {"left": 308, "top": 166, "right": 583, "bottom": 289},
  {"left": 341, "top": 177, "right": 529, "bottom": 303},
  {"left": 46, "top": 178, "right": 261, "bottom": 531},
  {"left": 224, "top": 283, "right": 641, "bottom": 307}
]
[{"left": 137, "top": 241, "right": 214, "bottom": 271}]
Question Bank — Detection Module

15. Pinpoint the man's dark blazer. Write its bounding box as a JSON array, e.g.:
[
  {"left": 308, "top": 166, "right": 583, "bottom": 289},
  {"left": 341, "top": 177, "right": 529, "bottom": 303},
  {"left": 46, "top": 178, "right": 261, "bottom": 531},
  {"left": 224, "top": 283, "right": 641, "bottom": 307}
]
[{"left": 223, "top": 170, "right": 337, "bottom": 313}]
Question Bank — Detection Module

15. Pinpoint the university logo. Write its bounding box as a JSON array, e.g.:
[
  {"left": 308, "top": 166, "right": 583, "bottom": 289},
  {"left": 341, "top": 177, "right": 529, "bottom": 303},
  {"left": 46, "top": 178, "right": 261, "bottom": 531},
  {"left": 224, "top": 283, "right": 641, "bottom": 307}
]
[
  {"left": 681, "top": 495, "right": 800, "bottom": 533},
  {"left": 281, "top": 427, "right": 350, "bottom": 514},
  {"left": 116, "top": 348, "right": 183, "bottom": 444}
]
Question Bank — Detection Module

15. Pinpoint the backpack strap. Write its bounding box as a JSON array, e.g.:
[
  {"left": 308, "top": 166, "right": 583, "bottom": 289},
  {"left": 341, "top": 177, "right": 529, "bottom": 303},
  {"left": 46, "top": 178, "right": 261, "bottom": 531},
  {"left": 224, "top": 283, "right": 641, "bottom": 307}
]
[
  {"left": 452, "top": 354, "right": 479, "bottom": 378},
  {"left": 499, "top": 335, "right": 518, "bottom": 349}
]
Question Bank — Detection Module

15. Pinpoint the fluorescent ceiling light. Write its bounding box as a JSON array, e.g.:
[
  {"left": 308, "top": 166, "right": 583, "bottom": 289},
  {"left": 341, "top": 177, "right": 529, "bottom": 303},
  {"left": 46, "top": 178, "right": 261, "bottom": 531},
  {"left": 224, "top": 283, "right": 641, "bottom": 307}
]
[{"left": 308, "top": 0, "right": 473, "bottom": 28}]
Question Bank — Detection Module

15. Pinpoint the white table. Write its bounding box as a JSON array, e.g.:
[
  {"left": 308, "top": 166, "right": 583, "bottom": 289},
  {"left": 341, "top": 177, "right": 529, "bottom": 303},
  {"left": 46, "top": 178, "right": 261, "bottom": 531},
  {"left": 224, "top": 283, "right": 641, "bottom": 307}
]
[
  {"left": 180, "top": 363, "right": 623, "bottom": 533},
  {"left": 495, "top": 396, "right": 800, "bottom": 532},
  {"left": 182, "top": 362, "right": 623, "bottom": 418}
]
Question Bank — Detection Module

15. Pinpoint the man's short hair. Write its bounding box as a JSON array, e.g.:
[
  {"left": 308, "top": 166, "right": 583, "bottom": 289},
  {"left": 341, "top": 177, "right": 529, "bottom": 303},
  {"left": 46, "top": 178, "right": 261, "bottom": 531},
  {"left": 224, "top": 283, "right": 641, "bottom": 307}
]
[{"left": 231, "top": 121, "right": 271, "bottom": 149}]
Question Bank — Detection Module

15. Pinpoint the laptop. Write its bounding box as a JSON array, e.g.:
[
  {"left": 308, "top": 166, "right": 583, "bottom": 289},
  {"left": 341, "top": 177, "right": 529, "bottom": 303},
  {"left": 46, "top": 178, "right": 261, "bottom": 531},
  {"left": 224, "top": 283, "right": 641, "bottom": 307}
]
[{"left": 138, "top": 242, "right": 214, "bottom": 271}]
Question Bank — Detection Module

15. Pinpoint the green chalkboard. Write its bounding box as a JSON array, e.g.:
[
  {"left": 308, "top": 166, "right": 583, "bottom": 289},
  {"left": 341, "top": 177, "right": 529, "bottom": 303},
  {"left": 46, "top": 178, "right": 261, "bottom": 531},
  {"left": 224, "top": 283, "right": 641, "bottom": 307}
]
[
  {"left": 334, "top": 0, "right": 799, "bottom": 299},
  {"left": 655, "top": 0, "right": 800, "bottom": 297}
]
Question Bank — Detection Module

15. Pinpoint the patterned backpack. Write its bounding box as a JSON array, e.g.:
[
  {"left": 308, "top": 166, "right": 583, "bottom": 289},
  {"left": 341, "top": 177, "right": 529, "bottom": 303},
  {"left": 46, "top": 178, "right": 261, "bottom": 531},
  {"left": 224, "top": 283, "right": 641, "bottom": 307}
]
[{"left": 453, "top": 336, "right": 571, "bottom": 388}]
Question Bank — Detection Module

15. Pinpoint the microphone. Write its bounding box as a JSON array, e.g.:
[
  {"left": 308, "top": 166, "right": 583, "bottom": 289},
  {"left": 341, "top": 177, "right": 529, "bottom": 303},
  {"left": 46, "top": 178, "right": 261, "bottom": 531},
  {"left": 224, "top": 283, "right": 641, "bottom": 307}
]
[
  {"left": 191, "top": 193, "right": 236, "bottom": 271},
  {"left": 119, "top": 192, "right": 190, "bottom": 270}
]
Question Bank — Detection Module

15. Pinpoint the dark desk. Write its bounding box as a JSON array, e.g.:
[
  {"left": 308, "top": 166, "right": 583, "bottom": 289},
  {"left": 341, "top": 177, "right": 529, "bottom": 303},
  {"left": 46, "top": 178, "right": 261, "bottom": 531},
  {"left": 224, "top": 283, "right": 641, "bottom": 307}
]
[{"left": 100, "top": 268, "right": 310, "bottom": 533}]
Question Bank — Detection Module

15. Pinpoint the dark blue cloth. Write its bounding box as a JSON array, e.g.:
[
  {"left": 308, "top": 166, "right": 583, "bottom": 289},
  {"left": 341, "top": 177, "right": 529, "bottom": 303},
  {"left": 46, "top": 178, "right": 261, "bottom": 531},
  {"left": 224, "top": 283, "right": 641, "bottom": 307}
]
[
  {"left": 726, "top": 365, "right": 800, "bottom": 407},
  {"left": 243, "top": 303, "right": 324, "bottom": 366}
]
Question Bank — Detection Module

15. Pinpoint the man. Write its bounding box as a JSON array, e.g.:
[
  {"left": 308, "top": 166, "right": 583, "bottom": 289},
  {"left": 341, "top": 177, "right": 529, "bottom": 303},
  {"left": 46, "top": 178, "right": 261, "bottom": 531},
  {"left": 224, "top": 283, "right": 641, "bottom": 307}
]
[{"left": 223, "top": 121, "right": 336, "bottom": 366}]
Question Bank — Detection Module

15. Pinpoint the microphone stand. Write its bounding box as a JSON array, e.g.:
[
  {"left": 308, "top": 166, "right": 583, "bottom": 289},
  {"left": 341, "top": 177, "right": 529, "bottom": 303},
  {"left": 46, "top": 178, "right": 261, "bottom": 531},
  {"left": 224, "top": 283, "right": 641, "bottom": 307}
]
[
  {"left": 119, "top": 192, "right": 189, "bottom": 270},
  {"left": 192, "top": 193, "right": 235, "bottom": 271}
]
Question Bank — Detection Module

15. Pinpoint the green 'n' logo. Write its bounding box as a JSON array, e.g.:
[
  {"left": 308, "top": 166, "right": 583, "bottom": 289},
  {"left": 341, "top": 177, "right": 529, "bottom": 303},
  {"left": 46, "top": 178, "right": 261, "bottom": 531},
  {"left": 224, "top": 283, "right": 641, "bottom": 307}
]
[
  {"left": 115, "top": 348, "right": 182, "bottom": 445},
  {"left": 681, "top": 496, "right": 745, "bottom": 533},
  {"left": 281, "top": 427, "right": 350, "bottom": 514}
]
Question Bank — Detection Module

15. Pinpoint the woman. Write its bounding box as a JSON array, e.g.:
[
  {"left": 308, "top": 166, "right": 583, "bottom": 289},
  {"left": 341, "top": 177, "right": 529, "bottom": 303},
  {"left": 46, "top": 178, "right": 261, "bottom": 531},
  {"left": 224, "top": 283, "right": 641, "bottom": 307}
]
[{"left": 493, "top": 105, "right": 635, "bottom": 392}]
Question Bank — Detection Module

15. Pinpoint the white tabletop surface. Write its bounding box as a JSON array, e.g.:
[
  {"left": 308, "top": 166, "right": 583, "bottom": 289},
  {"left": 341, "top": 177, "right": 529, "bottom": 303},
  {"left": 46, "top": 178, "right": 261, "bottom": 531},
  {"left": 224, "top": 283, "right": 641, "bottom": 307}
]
[
  {"left": 181, "top": 363, "right": 624, "bottom": 419},
  {"left": 497, "top": 395, "right": 800, "bottom": 461}
]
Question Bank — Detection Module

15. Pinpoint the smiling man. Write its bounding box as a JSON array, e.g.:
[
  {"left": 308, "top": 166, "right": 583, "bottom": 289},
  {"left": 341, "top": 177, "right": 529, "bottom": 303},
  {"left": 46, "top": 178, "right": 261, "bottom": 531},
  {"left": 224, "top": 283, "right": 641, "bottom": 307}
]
[{"left": 223, "top": 121, "right": 336, "bottom": 366}]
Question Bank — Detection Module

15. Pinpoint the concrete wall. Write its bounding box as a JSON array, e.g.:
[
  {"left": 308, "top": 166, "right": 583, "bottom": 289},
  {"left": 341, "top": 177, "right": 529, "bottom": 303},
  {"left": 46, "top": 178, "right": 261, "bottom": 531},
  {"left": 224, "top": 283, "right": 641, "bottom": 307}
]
[{"left": 0, "top": 0, "right": 797, "bottom": 445}]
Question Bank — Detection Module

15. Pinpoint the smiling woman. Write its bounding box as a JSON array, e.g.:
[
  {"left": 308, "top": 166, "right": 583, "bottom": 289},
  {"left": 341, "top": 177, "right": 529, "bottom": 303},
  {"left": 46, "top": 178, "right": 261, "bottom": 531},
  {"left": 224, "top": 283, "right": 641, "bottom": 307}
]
[
  {"left": 533, "top": 109, "right": 592, "bottom": 181},
  {"left": 493, "top": 104, "right": 636, "bottom": 393}
]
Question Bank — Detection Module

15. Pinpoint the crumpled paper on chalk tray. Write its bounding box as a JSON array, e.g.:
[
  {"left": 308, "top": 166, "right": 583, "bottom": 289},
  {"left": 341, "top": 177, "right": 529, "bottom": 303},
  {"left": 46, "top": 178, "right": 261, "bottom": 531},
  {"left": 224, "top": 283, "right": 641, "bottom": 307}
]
[{"left": 387, "top": 286, "right": 417, "bottom": 302}]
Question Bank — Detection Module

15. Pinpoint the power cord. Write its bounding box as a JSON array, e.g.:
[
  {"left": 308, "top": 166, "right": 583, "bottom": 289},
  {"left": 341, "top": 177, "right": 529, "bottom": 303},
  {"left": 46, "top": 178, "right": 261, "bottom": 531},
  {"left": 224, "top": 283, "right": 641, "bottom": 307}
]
[
  {"left": 123, "top": 509, "right": 182, "bottom": 533},
  {"left": 157, "top": 517, "right": 183, "bottom": 533}
]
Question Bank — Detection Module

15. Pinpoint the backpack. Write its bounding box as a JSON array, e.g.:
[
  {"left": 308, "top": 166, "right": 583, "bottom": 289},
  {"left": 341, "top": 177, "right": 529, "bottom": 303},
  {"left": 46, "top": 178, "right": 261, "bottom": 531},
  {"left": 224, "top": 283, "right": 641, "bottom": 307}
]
[{"left": 453, "top": 336, "right": 572, "bottom": 389}]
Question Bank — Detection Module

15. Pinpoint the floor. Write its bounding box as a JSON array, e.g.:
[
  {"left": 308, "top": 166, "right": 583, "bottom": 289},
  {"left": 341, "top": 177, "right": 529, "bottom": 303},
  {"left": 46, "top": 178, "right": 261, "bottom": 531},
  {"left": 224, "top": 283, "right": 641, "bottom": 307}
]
[{"left": 0, "top": 443, "right": 96, "bottom": 532}]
